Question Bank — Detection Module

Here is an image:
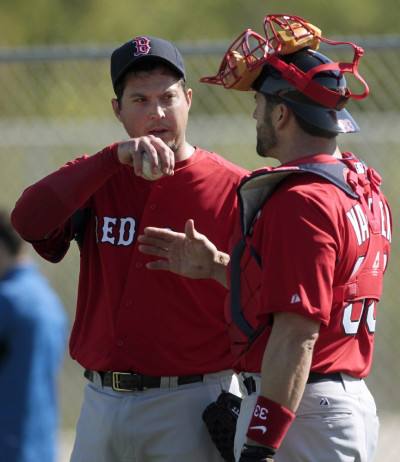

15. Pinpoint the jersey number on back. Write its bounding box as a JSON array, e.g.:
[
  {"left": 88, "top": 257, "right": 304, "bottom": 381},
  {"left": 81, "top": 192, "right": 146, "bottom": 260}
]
[
  {"left": 341, "top": 249, "right": 388, "bottom": 336},
  {"left": 342, "top": 299, "right": 376, "bottom": 335}
]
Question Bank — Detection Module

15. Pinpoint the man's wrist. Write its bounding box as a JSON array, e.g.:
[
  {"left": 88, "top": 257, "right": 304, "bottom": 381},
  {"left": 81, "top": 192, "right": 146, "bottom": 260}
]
[{"left": 246, "top": 395, "right": 295, "bottom": 450}]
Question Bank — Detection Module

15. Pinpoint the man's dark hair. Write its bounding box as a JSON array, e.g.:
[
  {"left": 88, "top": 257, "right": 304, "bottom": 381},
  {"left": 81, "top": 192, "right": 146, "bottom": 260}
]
[
  {"left": 114, "top": 60, "right": 186, "bottom": 103},
  {"left": 264, "top": 93, "right": 285, "bottom": 108},
  {"left": 0, "top": 210, "right": 23, "bottom": 256}
]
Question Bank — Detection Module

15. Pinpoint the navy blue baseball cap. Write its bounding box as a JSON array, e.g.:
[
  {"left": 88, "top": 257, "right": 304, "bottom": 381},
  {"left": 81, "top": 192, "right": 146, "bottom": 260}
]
[{"left": 111, "top": 36, "right": 186, "bottom": 92}]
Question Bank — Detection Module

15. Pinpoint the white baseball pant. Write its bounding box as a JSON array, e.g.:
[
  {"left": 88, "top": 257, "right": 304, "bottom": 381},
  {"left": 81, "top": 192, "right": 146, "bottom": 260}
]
[
  {"left": 70, "top": 369, "right": 241, "bottom": 462},
  {"left": 234, "top": 373, "right": 379, "bottom": 462}
]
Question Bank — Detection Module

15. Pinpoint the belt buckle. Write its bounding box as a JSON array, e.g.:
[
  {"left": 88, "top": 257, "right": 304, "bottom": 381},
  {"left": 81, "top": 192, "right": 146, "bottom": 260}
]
[{"left": 112, "top": 372, "right": 133, "bottom": 392}]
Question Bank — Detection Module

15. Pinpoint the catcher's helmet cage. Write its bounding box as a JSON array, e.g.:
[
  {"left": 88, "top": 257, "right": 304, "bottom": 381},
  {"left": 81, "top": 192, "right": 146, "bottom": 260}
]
[
  {"left": 200, "top": 15, "right": 370, "bottom": 135},
  {"left": 253, "top": 48, "right": 360, "bottom": 134}
]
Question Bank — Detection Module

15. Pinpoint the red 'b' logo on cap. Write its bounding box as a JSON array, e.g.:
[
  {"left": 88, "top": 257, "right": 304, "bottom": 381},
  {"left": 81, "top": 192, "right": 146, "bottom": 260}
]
[{"left": 132, "top": 37, "right": 151, "bottom": 56}]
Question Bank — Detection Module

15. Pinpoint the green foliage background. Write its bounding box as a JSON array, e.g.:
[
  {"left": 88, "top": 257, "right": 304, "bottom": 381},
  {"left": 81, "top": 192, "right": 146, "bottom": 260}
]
[{"left": 0, "top": 0, "right": 398, "bottom": 46}]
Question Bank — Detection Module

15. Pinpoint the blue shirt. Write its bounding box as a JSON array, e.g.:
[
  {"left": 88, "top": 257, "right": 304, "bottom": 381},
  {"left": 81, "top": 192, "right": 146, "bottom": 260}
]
[{"left": 0, "top": 262, "right": 68, "bottom": 462}]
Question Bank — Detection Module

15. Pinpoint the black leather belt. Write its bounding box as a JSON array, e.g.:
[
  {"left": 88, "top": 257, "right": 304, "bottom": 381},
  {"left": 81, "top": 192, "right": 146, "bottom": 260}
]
[
  {"left": 307, "top": 372, "right": 343, "bottom": 384},
  {"left": 84, "top": 369, "right": 204, "bottom": 392},
  {"left": 243, "top": 372, "right": 343, "bottom": 395}
]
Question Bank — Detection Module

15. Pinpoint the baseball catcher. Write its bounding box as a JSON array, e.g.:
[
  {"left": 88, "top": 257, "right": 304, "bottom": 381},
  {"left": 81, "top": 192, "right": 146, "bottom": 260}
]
[{"left": 138, "top": 13, "right": 391, "bottom": 462}]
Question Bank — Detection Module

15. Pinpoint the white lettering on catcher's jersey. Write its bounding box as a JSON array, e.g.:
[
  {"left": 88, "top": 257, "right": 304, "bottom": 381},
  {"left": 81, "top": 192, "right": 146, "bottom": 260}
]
[{"left": 347, "top": 201, "right": 391, "bottom": 245}]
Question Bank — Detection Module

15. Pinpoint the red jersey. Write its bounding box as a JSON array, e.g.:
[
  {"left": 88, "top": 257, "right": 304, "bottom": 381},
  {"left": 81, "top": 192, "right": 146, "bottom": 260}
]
[
  {"left": 12, "top": 144, "right": 248, "bottom": 375},
  {"left": 228, "top": 153, "right": 392, "bottom": 378}
]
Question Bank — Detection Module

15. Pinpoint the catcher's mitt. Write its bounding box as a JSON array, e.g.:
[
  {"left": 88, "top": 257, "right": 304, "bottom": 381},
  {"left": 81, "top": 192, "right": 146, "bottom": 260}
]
[{"left": 202, "top": 391, "right": 242, "bottom": 462}]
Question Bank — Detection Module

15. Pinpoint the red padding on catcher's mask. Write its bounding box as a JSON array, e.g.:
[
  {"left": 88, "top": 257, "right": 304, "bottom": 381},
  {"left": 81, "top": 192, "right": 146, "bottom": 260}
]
[
  {"left": 200, "top": 13, "right": 370, "bottom": 107},
  {"left": 266, "top": 54, "right": 350, "bottom": 109}
]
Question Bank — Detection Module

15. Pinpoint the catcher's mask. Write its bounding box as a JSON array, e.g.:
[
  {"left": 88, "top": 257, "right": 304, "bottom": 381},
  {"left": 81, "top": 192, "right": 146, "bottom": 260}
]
[{"left": 201, "top": 14, "right": 370, "bottom": 134}]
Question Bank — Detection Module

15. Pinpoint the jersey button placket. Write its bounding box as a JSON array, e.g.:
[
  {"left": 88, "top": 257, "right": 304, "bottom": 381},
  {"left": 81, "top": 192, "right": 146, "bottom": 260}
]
[{"left": 117, "top": 186, "right": 161, "bottom": 329}]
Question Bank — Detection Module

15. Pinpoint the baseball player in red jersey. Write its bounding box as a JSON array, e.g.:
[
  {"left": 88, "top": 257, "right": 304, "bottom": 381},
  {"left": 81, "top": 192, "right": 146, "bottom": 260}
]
[
  {"left": 137, "top": 16, "right": 392, "bottom": 462},
  {"left": 11, "top": 36, "right": 247, "bottom": 461}
]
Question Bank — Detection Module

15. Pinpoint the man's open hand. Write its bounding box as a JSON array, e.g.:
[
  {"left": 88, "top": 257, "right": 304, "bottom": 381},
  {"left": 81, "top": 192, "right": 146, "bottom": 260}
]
[{"left": 138, "top": 219, "right": 229, "bottom": 283}]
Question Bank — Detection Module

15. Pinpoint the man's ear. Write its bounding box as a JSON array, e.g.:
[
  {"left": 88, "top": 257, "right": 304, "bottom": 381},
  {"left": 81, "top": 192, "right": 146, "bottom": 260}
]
[
  {"left": 185, "top": 88, "right": 193, "bottom": 110},
  {"left": 274, "top": 103, "right": 290, "bottom": 128},
  {"left": 111, "top": 98, "right": 121, "bottom": 121}
]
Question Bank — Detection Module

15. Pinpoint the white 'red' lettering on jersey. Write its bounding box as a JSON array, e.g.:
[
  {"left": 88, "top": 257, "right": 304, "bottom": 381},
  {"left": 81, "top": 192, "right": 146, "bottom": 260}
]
[
  {"left": 99, "top": 216, "right": 136, "bottom": 246},
  {"left": 102, "top": 217, "right": 117, "bottom": 244},
  {"left": 118, "top": 218, "right": 136, "bottom": 246}
]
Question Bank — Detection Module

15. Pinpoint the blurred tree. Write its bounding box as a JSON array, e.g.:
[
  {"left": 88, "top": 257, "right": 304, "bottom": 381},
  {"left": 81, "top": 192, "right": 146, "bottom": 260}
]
[{"left": 0, "top": 0, "right": 398, "bottom": 46}]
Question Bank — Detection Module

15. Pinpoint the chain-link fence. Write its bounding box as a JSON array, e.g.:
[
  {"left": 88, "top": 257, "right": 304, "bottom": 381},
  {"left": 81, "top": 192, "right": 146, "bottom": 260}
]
[{"left": 1, "top": 38, "right": 399, "bottom": 460}]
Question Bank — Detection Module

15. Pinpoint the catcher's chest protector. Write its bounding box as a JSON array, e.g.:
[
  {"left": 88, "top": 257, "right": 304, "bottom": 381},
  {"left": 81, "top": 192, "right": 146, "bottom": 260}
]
[{"left": 229, "top": 155, "right": 390, "bottom": 350}]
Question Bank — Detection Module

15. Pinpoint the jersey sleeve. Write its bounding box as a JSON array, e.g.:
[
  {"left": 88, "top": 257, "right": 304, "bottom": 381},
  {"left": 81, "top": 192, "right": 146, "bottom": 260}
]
[
  {"left": 11, "top": 144, "right": 122, "bottom": 261},
  {"left": 258, "top": 183, "right": 341, "bottom": 325}
]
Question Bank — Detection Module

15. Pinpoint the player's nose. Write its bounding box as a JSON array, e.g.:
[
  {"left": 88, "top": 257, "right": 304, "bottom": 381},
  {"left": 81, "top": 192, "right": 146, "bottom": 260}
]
[{"left": 148, "top": 101, "right": 166, "bottom": 119}]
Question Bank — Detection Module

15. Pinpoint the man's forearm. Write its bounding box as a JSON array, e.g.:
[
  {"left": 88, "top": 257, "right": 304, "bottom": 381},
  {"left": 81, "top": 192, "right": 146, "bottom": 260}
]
[
  {"left": 259, "top": 313, "right": 319, "bottom": 411},
  {"left": 243, "top": 313, "right": 320, "bottom": 455},
  {"left": 260, "top": 329, "right": 315, "bottom": 411},
  {"left": 12, "top": 145, "right": 121, "bottom": 240}
]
